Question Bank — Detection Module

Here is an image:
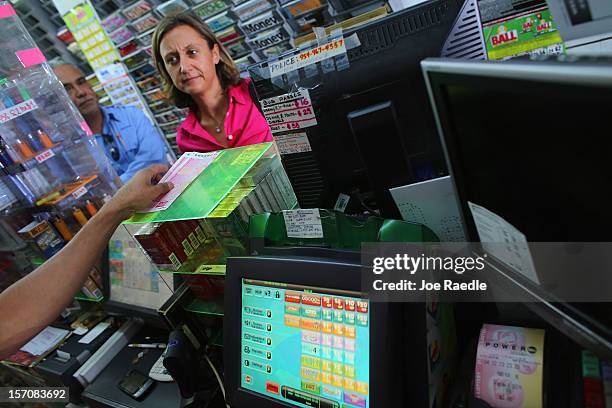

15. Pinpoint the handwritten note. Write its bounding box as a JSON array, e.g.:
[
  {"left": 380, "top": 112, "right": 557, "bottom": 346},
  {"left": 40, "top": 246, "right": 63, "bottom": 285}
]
[
  {"left": 261, "top": 90, "right": 317, "bottom": 135},
  {"left": 283, "top": 209, "right": 323, "bottom": 238},
  {"left": 274, "top": 132, "right": 312, "bottom": 154},
  {"left": 269, "top": 37, "right": 346, "bottom": 78}
]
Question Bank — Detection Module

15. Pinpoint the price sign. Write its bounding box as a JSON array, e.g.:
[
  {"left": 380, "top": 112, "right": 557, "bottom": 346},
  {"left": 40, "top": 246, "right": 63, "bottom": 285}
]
[
  {"left": 72, "top": 186, "right": 87, "bottom": 200},
  {"left": 35, "top": 148, "right": 55, "bottom": 164},
  {"left": 261, "top": 89, "right": 317, "bottom": 135}
]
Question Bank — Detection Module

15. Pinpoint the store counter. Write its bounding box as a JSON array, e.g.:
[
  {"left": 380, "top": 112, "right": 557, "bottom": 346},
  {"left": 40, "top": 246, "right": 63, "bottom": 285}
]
[{"left": 81, "top": 327, "right": 180, "bottom": 408}]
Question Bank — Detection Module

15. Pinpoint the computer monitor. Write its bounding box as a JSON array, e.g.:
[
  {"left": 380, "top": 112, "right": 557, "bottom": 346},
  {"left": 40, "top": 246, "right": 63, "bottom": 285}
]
[
  {"left": 224, "top": 255, "right": 428, "bottom": 407},
  {"left": 421, "top": 57, "right": 612, "bottom": 356},
  {"left": 248, "top": 0, "right": 480, "bottom": 217},
  {"left": 421, "top": 57, "right": 612, "bottom": 242},
  {"left": 104, "top": 224, "right": 174, "bottom": 326},
  {"left": 545, "top": 0, "right": 612, "bottom": 47}
]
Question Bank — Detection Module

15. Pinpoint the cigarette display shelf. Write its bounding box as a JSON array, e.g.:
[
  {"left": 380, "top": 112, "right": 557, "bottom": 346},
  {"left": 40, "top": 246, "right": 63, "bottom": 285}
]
[
  {"left": 2, "top": 143, "right": 63, "bottom": 174},
  {"left": 121, "top": 143, "right": 298, "bottom": 321},
  {"left": 0, "top": 4, "right": 119, "bottom": 303}
]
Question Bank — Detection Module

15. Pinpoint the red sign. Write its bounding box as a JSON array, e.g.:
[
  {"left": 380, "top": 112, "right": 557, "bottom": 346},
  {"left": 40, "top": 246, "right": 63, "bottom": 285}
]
[
  {"left": 0, "top": 99, "right": 38, "bottom": 124},
  {"left": 536, "top": 22, "right": 551, "bottom": 32},
  {"left": 491, "top": 29, "right": 518, "bottom": 47},
  {"left": 72, "top": 186, "right": 88, "bottom": 200},
  {"left": 285, "top": 291, "right": 301, "bottom": 303},
  {"left": 266, "top": 381, "right": 279, "bottom": 394},
  {"left": 344, "top": 298, "right": 356, "bottom": 312},
  {"left": 35, "top": 148, "right": 55, "bottom": 164},
  {"left": 332, "top": 298, "right": 344, "bottom": 310},
  {"left": 301, "top": 293, "right": 321, "bottom": 306},
  {"left": 356, "top": 300, "right": 368, "bottom": 313},
  {"left": 322, "top": 296, "right": 332, "bottom": 308}
]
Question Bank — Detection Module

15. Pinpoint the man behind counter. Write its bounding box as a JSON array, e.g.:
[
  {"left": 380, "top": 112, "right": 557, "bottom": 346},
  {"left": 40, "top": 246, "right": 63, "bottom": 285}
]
[{"left": 53, "top": 63, "right": 169, "bottom": 183}]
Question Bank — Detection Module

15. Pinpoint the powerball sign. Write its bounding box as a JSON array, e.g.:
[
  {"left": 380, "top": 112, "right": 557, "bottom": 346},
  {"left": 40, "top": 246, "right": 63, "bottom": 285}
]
[
  {"left": 268, "top": 37, "right": 346, "bottom": 78},
  {"left": 261, "top": 89, "right": 317, "bottom": 135}
]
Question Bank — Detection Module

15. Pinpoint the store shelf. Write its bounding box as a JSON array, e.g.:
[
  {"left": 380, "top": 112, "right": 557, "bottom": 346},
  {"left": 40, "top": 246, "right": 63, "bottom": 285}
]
[
  {"left": 127, "top": 61, "right": 151, "bottom": 73},
  {"left": 120, "top": 48, "right": 146, "bottom": 61},
  {"left": 114, "top": 37, "right": 136, "bottom": 49},
  {"left": 11, "top": 143, "right": 64, "bottom": 173},
  {"left": 39, "top": 175, "right": 99, "bottom": 206},
  {"left": 143, "top": 86, "right": 162, "bottom": 96},
  {"left": 152, "top": 106, "right": 173, "bottom": 116},
  {"left": 158, "top": 119, "right": 181, "bottom": 127},
  {"left": 137, "top": 27, "right": 155, "bottom": 39}
]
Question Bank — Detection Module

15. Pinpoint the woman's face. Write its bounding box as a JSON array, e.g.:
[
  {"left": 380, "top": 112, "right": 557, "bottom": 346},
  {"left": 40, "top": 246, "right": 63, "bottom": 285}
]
[{"left": 159, "top": 24, "right": 221, "bottom": 96}]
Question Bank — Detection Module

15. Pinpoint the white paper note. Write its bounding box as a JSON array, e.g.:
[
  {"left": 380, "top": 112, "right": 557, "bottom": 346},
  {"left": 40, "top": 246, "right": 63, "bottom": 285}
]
[
  {"left": 283, "top": 209, "right": 324, "bottom": 238},
  {"left": 274, "top": 132, "right": 312, "bottom": 155},
  {"left": 468, "top": 201, "right": 540, "bottom": 284},
  {"left": 78, "top": 321, "right": 111, "bottom": 344},
  {"left": 20, "top": 326, "right": 69, "bottom": 356}
]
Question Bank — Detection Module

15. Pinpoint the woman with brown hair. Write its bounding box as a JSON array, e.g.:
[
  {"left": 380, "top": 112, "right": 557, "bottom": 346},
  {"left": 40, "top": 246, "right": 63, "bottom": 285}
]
[{"left": 152, "top": 13, "right": 272, "bottom": 153}]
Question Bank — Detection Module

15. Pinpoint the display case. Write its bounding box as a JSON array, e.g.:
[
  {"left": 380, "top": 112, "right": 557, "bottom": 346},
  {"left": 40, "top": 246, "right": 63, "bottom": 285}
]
[
  {"left": 0, "top": 1, "right": 119, "bottom": 301},
  {"left": 121, "top": 143, "right": 297, "bottom": 321}
]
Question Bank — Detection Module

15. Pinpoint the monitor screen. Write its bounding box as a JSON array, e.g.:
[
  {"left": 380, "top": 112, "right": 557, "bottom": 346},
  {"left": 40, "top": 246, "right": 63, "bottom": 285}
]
[
  {"left": 240, "top": 278, "right": 370, "bottom": 408},
  {"left": 108, "top": 225, "right": 174, "bottom": 311},
  {"left": 423, "top": 60, "right": 612, "bottom": 242}
]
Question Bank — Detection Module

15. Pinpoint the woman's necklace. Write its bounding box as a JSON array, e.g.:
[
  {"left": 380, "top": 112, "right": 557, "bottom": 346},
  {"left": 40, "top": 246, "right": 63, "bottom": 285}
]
[{"left": 204, "top": 94, "right": 227, "bottom": 134}]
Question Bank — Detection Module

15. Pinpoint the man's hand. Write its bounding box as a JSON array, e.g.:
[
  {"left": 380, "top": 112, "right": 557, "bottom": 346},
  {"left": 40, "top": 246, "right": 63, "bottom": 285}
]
[{"left": 103, "top": 164, "right": 173, "bottom": 221}]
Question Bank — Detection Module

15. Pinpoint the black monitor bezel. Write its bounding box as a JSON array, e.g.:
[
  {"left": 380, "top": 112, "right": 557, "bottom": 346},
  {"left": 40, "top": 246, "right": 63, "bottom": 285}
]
[
  {"left": 421, "top": 58, "right": 612, "bottom": 243},
  {"left": 224, "top": 255, "right": 418, "bottom": 408},
  {"left": 420, "top": 58, "right": 612, "bottom": 359}
]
